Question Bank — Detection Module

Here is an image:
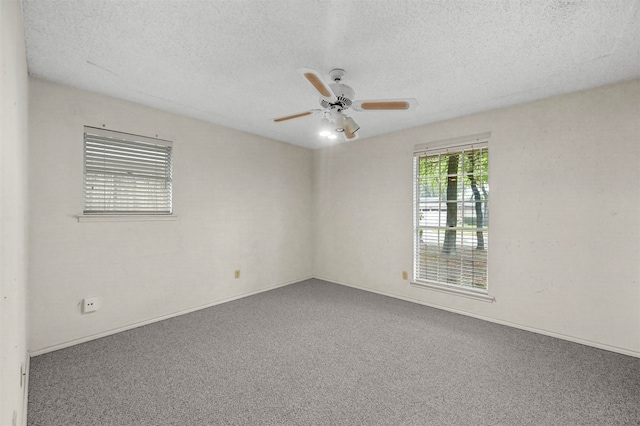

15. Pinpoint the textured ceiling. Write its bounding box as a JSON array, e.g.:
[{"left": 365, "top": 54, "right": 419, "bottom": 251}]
[{"left": 22, "top": 0, "right": 640, "bottom": 149}]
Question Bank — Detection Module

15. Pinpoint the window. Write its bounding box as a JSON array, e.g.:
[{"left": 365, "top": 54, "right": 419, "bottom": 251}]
[
  {"left": 83, "top": 127, "right": 173, "bottom": 215},
  {"left": 414, "top": 134, "right": 489, "bottom": 292}
]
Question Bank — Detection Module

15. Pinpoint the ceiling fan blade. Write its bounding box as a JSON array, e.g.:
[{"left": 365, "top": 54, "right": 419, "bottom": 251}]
[
  {"left": 298, "top": 68, "right": 337, "bottom": 100},
  {"left": 351, "top": 98, "right": 418, "bottom": 112},
  {"left": 273, "top": 111, "right": 314, "bottom": 122}
]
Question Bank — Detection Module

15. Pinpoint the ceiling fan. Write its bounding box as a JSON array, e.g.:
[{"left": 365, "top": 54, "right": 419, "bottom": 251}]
[{"left": 273, "top": 68, "right": 418, "bottom": 141}]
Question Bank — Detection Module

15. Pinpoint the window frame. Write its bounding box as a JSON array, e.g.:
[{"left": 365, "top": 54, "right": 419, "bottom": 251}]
[
  {"left": 79, "top": 126, "right": 175, "bottom": 221},
  {"left": 412, "top": 133, "right": 493, "bottom": 302}
]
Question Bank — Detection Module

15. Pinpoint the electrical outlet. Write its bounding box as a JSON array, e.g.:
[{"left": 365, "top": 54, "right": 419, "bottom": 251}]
[
  {"left": 235, "top": 270, "right": 241, "bottom": 279},
  {"left": 82, "top": 297, "right": 99, "bottom": 314},
  {"left": 402, "top": 271, "right": 408, "bottom": 280}
]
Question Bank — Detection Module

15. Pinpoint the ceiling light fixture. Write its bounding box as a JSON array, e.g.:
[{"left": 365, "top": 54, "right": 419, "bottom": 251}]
[
  {"left": 344, "top": 116, "right": 360, "bottom": 134},
  {"left": 319, "top": 116, "right": 332, "bottom": 137},
  {"left": 332, "top": 109, "right": 345, "bottom": 132}
]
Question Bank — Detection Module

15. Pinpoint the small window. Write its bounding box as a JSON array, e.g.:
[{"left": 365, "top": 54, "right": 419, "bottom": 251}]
[
  {"left": 83, "top": 127, "right": 173, "bottom": 215},
  {"left": 414, "top": 135, "right": 489, "bottom": 291}
]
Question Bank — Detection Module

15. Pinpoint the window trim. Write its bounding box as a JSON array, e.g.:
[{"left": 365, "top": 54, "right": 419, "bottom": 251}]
[
  {"left": 82, "top": 126, "right": 174, "bottom": 217},
  {"left": 413, "top": 133, "right": 493, "bottom": 300},
  {"left": 410, "top": 280, "right": 495, "bottom": 302},
  {"left": 76, "top": 214, "right": 177, "bottom": 223},
  {"left": 413, "top": 132, "right": 491, "bottom": 156}
]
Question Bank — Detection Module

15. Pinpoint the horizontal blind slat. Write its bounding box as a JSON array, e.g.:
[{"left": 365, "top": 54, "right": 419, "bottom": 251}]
[
  {"left": 85, "top": 133, "right": 172, "bottom": 149},
  {"left": 85, "top": 151, "right": 170, "bottom": 164}
]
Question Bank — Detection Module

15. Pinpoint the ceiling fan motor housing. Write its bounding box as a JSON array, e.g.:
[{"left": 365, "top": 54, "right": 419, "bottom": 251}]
[{"left": 320, "top": 82, "right": 355, "bottom": 109}]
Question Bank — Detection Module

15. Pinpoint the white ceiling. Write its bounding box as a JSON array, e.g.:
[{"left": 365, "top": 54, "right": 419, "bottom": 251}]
[{"left": 22, "top": 0, "right": 640, "bottom": 149}]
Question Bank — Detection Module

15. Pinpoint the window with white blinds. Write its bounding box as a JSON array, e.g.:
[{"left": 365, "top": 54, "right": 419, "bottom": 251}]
[
  {"left": 414, "top": 134, "right": 489, "bottom": 292},
  {"left": 83, "top": 127, "right": 173, "bottom": 214}
]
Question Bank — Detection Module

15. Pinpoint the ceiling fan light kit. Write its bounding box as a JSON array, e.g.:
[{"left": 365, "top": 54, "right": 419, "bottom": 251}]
[
  {"left": 274, "top": 67, "right": 417, "bottom": 143},
  {"left": 344, "top": 116, "right": 359, "bottom": 134},
  {"left": 319, "top": 116, "right": 332, "bottom": 137}
]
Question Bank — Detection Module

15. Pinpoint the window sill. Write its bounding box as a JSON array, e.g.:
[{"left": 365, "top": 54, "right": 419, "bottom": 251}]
[
  {"left": 77, "top": 215, "right": 177, "bottom": 223},
  {"left": 410, "top": 281, "right": 495, "bottom": 302}
]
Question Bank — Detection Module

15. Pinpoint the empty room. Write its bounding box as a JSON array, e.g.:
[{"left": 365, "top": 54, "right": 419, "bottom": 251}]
[{"left": 2, "top": 0, "right": 639, "bottom": 425}]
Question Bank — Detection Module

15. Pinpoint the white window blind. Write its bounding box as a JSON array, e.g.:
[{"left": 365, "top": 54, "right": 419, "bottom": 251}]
[
  {"left": 413, "top": 134, "right": 489, "bottom": 292},
  {"left": 83, "top": 127, "right": 173, "bottom": 214}
]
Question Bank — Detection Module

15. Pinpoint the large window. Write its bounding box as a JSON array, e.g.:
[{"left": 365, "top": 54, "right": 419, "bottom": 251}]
[
  {"left": 83, "top": 127, "right": 173, "bottom": 215},
  {"left": 414, "top": 135, "right": 489, "bottom": 292}
]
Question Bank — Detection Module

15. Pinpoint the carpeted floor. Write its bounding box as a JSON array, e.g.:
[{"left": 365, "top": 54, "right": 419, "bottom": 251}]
[{"left": 27, "top": 279, "right": 640, "bottom": 425}]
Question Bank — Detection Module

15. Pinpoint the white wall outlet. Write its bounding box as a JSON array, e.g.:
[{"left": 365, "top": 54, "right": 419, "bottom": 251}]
[{"left": 82, "top": 297, "right": 100, "bottom": 314}]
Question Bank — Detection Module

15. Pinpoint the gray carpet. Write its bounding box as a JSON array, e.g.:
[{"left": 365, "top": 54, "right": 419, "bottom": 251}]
[{"left": 28, "top": 279, "right": 640, "bottom": 425}]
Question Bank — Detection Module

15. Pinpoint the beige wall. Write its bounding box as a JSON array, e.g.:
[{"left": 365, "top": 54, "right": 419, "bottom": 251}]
[
  {"left": 313, "top": 79, "right": 640, "bottom": 356},
  {"left": 1, "top": 0, "right": 30, "bottom": 424},
  {"left": 28, "top": 78, "right": 313, "bottom": 353},
  {"left": 24, "top": 67, "right": 640, "bottom": 359}
]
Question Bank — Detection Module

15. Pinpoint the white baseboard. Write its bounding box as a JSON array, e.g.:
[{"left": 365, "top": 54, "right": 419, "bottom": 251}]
[
  {"left": 29, "top": 276, "right": 312, "bottom": 357},
  {"left": 315, "top": 276, "right": 640, "bottom": 359},
  {"left": 21, "top": 354, "right": 29, "bottom": 426}
]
